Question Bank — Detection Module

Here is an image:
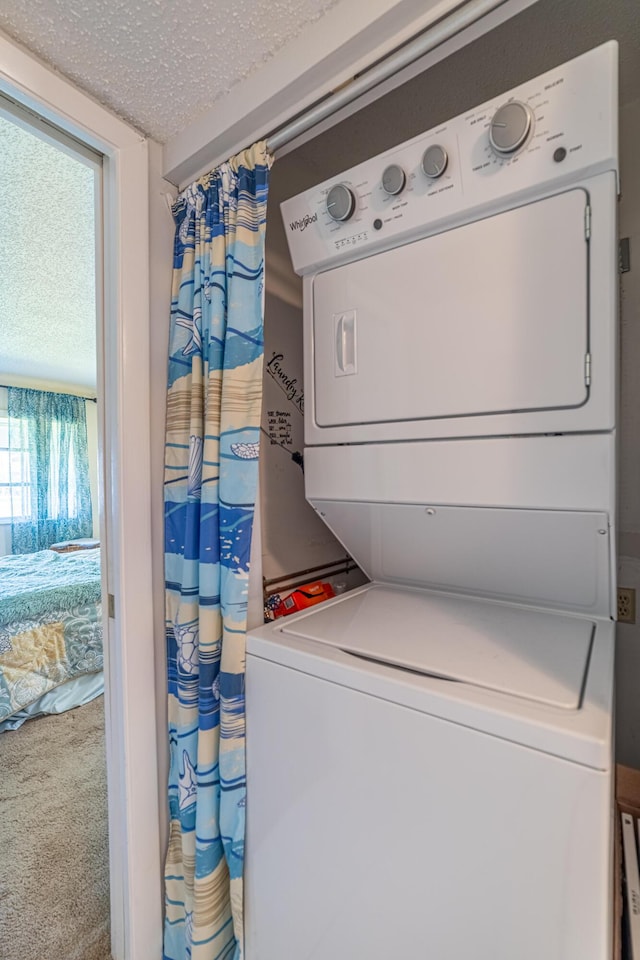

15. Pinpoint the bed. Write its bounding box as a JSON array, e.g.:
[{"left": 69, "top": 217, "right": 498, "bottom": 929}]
[{"left": 0, "top": 548, "right": 103, "bottom": 731}]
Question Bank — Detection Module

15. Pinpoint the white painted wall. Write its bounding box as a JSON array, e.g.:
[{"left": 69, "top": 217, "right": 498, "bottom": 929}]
[
  {"left": 148, "top": 139, "right": 177, "bottom": 865},
  {"left": 1, "top": 31, "right": 162, "bottom": 958}
]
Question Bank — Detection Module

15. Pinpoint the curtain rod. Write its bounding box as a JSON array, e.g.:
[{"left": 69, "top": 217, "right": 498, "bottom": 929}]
[
  {"left": 0, "top": 383, "right": 97, "bottom": 402},
  {"left": 266, "top": 0, "right": 508, "bottom": 154}
]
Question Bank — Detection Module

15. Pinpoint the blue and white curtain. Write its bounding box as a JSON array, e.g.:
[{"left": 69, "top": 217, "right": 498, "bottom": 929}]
[
  {"left": 7, "top": 387, "right": 93, "bottom": 554},
  {"left": 163, "top": 142, "right": 271, "bottom": 960}
]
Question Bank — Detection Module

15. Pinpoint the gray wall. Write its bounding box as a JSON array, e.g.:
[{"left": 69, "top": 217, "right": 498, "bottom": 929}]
[
  {"left": 267, "top": 0, "right": 640, "bottom": 767},
  {"left": 616, "top": 96, "right": 640, "bottom": 767},
  {"left": 260, "top": 292, "right": 350, "bottom": 582}
]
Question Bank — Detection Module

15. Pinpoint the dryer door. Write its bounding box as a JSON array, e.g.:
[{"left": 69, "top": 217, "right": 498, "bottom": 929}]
[{"left": 312, "top": 189, "right": 589, "bottom": 430}]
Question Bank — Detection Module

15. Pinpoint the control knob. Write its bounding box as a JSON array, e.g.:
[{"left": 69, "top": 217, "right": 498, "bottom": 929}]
[
  {"left": 489, "top": 100, "right": 534, "bottom": 155},
  {"left": 421, "top": 144, "right": 448, "bottom": 179},
  {"left": 326, "top": 183, "right": 356, "bottom": 222},
  {"left": 381, "top": 164, "right": 406, "bottom": 196}
]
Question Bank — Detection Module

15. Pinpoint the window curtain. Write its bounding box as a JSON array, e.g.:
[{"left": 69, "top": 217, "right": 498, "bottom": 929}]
[
  {"left": 163, "top": 142, "right": 271, "bottom": 960},
  {"left": 8, "top": 387, "right": 93, "bottom": 554}
]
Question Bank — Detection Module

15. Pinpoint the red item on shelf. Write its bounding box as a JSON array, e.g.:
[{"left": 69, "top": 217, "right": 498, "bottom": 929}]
[{"left": 272, "top": 580, "right": 335, "bottom": 618}]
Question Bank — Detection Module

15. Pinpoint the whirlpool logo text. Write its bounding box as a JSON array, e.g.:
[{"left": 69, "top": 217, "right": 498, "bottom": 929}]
[{"left": 289, "top": 212, "right": 318, "bottom": 232}]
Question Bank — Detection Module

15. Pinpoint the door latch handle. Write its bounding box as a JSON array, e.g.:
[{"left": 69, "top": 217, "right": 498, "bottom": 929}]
[{"left": 334, "top": 310, "right": 357, "bottom": 377}]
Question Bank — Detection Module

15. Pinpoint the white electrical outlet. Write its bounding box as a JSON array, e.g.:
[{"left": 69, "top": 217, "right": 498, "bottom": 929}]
[{"left": 618, "top": 587, "right": 636, "bottom": 624}]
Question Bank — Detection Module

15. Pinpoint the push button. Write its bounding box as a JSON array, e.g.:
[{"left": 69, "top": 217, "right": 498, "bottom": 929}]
[{"left": 553, "top": 146, "right": 567, "bottom": 163}]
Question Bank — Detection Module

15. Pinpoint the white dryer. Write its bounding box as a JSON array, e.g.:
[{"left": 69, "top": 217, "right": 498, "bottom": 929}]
[{"left": 246, "top": 42, "right": 618, "bottom": 960}]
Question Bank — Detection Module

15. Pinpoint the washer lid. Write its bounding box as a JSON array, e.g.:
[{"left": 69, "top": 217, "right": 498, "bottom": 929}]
[{"left": 280, "top": 584, "right": 594, "bottom": 709}]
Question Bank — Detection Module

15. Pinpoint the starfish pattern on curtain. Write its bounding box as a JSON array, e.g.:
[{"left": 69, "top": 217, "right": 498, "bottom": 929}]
[{"left": 163, "top": 142, "right": 271, "bottom": 960}]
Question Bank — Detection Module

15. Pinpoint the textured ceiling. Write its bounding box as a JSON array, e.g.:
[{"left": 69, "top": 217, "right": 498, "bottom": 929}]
[
  {"left": 0, "top": 112, "right": 97, "bottom": 390},
  {"left": 0, "top": 0, "right": 341, "bottom": 143}
]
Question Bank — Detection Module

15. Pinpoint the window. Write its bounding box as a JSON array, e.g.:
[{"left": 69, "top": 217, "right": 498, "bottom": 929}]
[
  {"left": 0, "top": 414, "right": 30, "bottom": 520},
  {"left": 47, "top": 422, "right": 81, "bottom": 519}
]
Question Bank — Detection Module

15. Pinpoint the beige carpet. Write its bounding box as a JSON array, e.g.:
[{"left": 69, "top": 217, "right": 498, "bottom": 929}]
[{"left": 0, "top": 696, "right": 111, "bottom": 960}]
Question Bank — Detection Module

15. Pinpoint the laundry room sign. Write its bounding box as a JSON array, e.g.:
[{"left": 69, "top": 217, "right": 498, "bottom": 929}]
[{"left": 266, "top": 350, "right": 304, "bottom": 414}]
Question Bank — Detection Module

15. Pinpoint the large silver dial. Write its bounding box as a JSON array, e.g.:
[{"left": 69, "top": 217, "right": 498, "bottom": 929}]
[
  {"left": 421, "top": 144, "right": 448, "bottom": 179},
  {"left": 326, "top": 183, "right": 356, "bottom": 222},
  {"left": 489, "top": 100, "right": 534, "bottom": 155}
]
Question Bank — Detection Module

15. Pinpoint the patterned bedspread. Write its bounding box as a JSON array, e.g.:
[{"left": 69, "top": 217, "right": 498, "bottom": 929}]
[
  {"left": 0, "top": 548, "right": 102, "bottom": 623},
  {"left": 0, "top": 550, "right": 103, "bottom": 723}
]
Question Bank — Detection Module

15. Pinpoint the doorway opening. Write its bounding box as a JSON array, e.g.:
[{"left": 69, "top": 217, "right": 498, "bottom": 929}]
[{"left": 0, "top": 93, "right": 110, "bottom": 959}]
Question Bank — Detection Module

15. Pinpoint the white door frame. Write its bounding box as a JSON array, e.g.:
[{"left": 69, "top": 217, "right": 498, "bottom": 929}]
[{"left": 0, "top": 30, "right": 163, "bottom": 960}]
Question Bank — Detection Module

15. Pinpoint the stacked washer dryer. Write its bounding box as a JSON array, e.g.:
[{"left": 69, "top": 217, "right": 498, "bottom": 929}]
[{"left": 246, "top": 42, "right": 619, "bottom": 960}]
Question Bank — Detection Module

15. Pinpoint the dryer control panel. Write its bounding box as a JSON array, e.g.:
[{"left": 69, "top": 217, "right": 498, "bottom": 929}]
[{"left": 282, "top": 42, "right": 618, "bottom": 276}]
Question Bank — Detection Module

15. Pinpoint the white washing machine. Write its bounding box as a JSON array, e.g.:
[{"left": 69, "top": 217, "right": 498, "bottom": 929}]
[{"left": 246, "top": 42, "right": 618, "bottom": 960}]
